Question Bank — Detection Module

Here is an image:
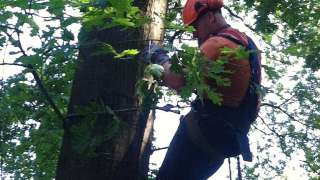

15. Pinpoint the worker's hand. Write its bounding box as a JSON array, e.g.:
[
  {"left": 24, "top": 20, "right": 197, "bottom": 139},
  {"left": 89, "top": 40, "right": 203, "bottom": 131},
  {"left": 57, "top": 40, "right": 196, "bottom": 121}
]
[{"left": 139, "top": 43, "right": 170, "bottom": 65}]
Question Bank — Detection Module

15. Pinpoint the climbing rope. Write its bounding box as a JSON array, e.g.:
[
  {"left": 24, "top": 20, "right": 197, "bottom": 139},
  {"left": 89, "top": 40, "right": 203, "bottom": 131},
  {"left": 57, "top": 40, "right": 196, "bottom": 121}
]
[
  {"left": 237, "top": 156, "right": 242, "bottom": 180},
  {"left": 228, "top": 158, "right": 232, "bottom": 180},
  {"left": 228, "top": 156, "right": 243, "bottom": 180}
]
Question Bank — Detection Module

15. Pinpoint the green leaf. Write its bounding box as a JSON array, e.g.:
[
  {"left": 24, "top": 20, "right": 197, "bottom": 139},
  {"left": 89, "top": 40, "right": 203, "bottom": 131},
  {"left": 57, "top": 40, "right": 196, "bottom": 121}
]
[
  {"left": 144, "top": 64, "right": 164, "bottom": 78},
  {"left": 262, "top": 65, "right": 281, "bottom": 80},
  {"left": 115, "top": 49, "right": 139, "bottom": 58},
  {"left": 206, "top": 88, "right": 222, "bottom": 105},
  {"left": 15, "top": 55, "right": 43, "bottom": 66},
  {"left": 262, "top": 34, "right": 273, "bottom": 43},
  {"left": 9, "top": 0, "right": 29, "bottom": 8},
  {"left": 234, "top": 47, "right": 249, "bottom": 60},
  {"left": 92, "top": 43, "right": 117, "bottom": 56},
  {"left": 0, "top": 12, "right": 13, "bottom": 22},
  {"left": 62, "top": 29, "right": 75, "bottom": 41},
  {"left": 48, "top": 0, "right": 65, "bottom": 16},
  {"left": 61, "top": 17, "right": 80, "bottom": 27},
  {"left": 166, "top": 22, "right": 195, "bottom": 33},
  {"left": 112, "top": 17, "right": 136, "bottom": 27},
  {"left": 0, "top": 35, "right": 6, "bottom": 47},
  {"left": 109, "top": 0, "right": 132, "bottom": 13}
]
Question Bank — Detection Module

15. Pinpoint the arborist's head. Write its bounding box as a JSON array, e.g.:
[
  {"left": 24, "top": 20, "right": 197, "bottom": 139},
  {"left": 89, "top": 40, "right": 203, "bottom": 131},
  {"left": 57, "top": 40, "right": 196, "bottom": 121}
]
[{"left": 183, "top": 0, "right": 227, "bottom": 45}]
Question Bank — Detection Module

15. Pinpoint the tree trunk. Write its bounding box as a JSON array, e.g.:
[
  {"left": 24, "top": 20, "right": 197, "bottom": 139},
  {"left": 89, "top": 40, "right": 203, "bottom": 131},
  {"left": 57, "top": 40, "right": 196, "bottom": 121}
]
[
  {"left": 56, "top": 0, "right": 167, "bottom": 179},
  {"left": 138, "top": 0, "right": 168, "bottom": 178}
]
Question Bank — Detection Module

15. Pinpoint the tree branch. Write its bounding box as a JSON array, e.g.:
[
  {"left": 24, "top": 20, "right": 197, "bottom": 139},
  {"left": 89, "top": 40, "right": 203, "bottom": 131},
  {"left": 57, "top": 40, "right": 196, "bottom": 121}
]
[
  {"left": 223, "top": 5, "right": 295, "bottom": 67},
  {"left": 0, "top": 62, "right": 29, "bottom": 68},
  {"left": 0, "top": 24, "right": 23, "bottom": 33},
  {"left": 16, "top": 30, "right": 27, "bottom": 56},
  {"left": 0, "top": 63, "right": 64, "bottom": 121},
  {"left": 151, "top": 146, "right": 168, "bottom": 153},
  {"left": 223, "top": 6, "right": 256, "bottom": 32},
  {"left": 258, "top": 115, "right": 284, "bottom": 138},
  {"left": 260, "top": 103, "right": 308, "bottom": 127},
  {"left": 252, "top": 124, "right": 272, "bottom": 136},
  {"left": 1, "top": 26, "right": 27, "bottom": 56}
]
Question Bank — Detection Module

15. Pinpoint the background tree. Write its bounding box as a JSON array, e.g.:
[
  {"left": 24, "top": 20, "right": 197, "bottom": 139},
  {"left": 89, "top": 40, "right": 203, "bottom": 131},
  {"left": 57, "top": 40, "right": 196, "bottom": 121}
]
[
  {"left": 55, "top": 0, "right": 168, "bottom": 179},
  {"left": 0, "top": 0, "right": 319, "bottom": 179}
]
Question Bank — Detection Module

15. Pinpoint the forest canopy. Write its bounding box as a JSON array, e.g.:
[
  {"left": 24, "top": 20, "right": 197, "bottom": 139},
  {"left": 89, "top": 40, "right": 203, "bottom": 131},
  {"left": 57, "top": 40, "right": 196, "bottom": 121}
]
[{"left": 0, "top": 0, "right": 319, "bottom": 179}]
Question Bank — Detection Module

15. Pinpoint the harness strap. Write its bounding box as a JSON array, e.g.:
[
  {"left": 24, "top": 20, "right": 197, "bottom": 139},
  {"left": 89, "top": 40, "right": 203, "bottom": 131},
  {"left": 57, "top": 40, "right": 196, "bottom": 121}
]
[
  {"left": 217, "top": 33, "right": 261, "bottom": 87},
  {"left": 184, "top": 32, "right": 260, "bottom": 164},
  {"left": 217, "top": 33, "right": 257, "bottom": 162},
  {"left": 216, "top": 33, "right": 245, "bottom": 47}
]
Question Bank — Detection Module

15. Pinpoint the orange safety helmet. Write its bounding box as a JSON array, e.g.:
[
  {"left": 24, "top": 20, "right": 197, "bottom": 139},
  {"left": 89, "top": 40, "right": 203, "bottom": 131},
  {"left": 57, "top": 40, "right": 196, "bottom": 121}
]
[{"left": 183, "top": 0, "right": 224, "bottom": 25}]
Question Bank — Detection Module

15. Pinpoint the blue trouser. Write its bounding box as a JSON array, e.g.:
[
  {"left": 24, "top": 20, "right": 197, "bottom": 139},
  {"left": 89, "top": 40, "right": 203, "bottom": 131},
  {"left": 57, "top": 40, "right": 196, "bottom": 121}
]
[
  {"left": 156, "top": 117, "right": 224, "bottom": 180},
  {"left": 156, "top": 99, "right": 254, "bottom": 180}
]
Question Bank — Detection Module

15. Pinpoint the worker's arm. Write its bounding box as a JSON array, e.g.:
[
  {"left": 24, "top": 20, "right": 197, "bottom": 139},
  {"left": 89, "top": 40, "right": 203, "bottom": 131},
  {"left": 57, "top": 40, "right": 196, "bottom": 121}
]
[
  {"left": 162, "top": 61, "right": 185, "bottom": 91},
  {"left": 140, "top": 44, "right": 185, "bottom": 91},
  {"left": 161, "top": 39, "right": 224, "bottom": 91}
]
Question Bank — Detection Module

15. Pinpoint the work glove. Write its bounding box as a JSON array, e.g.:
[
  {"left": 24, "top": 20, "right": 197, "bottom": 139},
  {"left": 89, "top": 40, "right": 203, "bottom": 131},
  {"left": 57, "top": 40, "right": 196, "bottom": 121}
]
[{"left": 140, "top": 43, "right": 170, "bottom": 65}]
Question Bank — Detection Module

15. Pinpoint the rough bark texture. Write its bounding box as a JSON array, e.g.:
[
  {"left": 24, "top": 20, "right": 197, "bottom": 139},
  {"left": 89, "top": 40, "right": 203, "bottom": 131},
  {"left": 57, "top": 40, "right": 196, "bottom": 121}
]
[{"left": 56, "top": 0, "right": 167, "bottom": 179}]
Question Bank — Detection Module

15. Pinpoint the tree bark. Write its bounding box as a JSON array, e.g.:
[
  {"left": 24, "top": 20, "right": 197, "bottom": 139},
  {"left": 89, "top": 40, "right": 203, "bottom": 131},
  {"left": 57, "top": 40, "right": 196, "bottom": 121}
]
[
  {"left": 56, "top": 0, "right": 167, "bottom": 179},
  {"left": 138, "top": 0, "right": 168, "bottom": 178}
]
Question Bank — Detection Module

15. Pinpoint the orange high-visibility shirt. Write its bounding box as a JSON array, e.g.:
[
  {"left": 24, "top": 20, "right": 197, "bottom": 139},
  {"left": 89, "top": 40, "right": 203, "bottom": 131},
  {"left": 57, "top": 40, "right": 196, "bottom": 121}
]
[{"left": 200, "top": 29, "right": 251, "bottom": 107}]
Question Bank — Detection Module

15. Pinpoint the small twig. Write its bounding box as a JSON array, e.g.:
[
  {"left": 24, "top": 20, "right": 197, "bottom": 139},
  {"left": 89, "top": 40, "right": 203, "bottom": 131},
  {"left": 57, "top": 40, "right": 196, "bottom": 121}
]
[
  {"left": 278, "top": 95, "right": 295, "bottom": 107},
  {"left": 223, "top": 6, "right": 244, "bottom": 21},
  {"left": 260, "top": 103, "right": 308, "bottom": 127},
  {"left": 223, "top": 6, "right": 255, "bottom": 32},
  {"left": 16, "top": 30, "right": 27, "bottom": 56},
  {"left": 252, "top": 124, "right": 272, "bottom": 136},
  {"left": 0, "top": 62, "right": 29, "bottom": 68},
  {"left": 0, "top": 24, "right": 23, "bottom": 33},
  {"left": 258, "top": 115, "right": 283, "bottom": 138},
  {"left": 1, "top": 26, "right": 27, "bottom": 56},
  {"left": 151, "top": 146, "right": 168, "bottom": 153},
  {"left": 65, "top": 103, "right": 182, "bottom": 120},
  {"left": 29, "top": 67, "right": 64, "bottom": 120},
  {"left": 155, "top": 105, "right": 180, "bottom": 114}
]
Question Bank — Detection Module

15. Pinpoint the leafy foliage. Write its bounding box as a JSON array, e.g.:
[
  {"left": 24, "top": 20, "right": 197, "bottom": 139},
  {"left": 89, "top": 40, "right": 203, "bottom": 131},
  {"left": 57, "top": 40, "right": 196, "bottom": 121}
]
[
  {"left": 0, "top": 0, "right": 320, "bottom": 179},
  {"left": 137, "top": 64, "right": 164, "bottom": 109},
  {"left": 170, "top": 44, "right": 249, "bottom": 104},
  {"left": 80, "top": 0, "right": 145, "bottom": 30},
  {"left": 0, "top": 0, "right": 147, "bottom": 178},
  {"left": 223, "top": 0, "right": 320, "bottom": 178},
  {"left": 0, "top": 0, "right": 78, "bottom": 178},
  {"left": 92, "top": 42, "right": 139, "bottom": 59}
]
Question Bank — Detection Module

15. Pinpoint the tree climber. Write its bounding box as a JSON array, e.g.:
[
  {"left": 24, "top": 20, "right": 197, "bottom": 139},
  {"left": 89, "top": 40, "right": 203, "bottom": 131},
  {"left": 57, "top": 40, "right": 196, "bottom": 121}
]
[{"left": 141, "top": 0, "right": 261, "bottom": 179}]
